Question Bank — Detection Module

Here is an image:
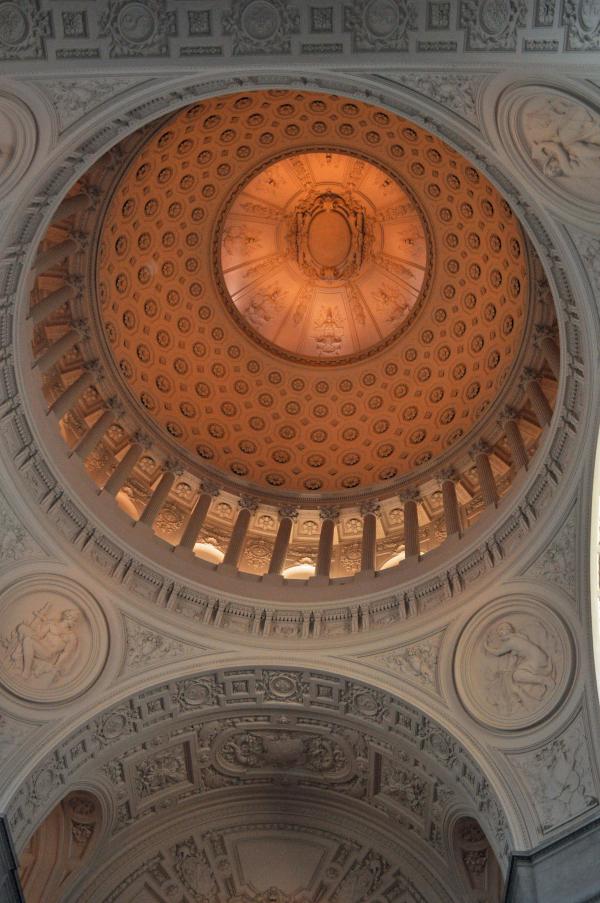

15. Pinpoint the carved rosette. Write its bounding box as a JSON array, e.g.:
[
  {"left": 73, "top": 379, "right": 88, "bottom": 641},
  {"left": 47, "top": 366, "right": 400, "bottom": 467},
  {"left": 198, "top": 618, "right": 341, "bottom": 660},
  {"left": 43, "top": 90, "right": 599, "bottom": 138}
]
[
  {"left": 0, "top": 574, "right": 108, "bottom": 703},
  {"left": 454, "top": 597, "right": 574, "bottom": 730}
]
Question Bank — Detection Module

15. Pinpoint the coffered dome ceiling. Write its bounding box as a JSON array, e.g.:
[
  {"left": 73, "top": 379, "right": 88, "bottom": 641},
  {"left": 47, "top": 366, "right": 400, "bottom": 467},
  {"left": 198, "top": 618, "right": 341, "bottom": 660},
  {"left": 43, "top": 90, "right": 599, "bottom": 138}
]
[{"left": 97, "top": 90, "right": 530, "bottom": 496}]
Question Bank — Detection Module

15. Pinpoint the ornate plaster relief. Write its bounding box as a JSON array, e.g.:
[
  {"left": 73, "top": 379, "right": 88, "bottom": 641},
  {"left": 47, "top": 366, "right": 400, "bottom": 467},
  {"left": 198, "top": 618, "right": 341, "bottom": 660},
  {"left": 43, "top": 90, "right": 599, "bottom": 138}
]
[
  {"left": 496, "top": 83, "right": 600, "bottom": 232},
  {"left": 0, "top": 574, "right": 108, "bottom": 703},
  {"left": 455, "top": 596, "right": 574, "bottom": 730}
]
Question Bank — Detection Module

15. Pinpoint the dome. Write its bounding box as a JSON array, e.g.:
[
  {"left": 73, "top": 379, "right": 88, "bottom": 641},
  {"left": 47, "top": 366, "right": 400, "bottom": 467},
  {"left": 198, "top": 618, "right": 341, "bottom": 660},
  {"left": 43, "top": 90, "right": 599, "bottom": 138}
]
[
  {"left": 28, "top": 88, "right": 558, "bottom": 594},
  {"left": 96, "top": 90, "right": 530, "bottom": 499}
]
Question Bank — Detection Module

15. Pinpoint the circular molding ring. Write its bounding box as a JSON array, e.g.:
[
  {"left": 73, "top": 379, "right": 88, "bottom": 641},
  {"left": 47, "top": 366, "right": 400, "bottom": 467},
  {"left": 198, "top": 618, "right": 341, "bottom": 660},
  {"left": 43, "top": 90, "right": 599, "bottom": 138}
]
[
  {"left": 0, "top": 574, "right": 109, "bottom": 704},
  {"left": 0, "top": 91, "right": 37, "bottom": 200},
  {"left": 454, "top": 595, "right": 574, "bottom": 731},
  {"left": 496, "top": 82, "right": 600, "bottom": 234}
]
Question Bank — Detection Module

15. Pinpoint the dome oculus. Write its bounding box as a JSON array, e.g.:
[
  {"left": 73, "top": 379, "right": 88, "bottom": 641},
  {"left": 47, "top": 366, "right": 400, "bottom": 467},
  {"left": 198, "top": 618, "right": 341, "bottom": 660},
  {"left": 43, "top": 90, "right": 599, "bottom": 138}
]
[{"left": 219, "top": 152, "right": 427, "bottom": 362}]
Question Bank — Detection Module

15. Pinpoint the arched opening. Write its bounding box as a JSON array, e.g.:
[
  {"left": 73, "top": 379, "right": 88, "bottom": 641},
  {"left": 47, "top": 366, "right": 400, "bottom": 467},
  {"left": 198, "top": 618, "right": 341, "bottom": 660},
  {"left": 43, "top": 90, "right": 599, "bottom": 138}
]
[
  {"left": 8, "top": 665, "right": 515, "bottom": 902},
  {"left": 18, "top": 789, "right": 102, "bottom": 903},
  {"left": 452, "top": 815, "right": 503, "bottom": 903}
]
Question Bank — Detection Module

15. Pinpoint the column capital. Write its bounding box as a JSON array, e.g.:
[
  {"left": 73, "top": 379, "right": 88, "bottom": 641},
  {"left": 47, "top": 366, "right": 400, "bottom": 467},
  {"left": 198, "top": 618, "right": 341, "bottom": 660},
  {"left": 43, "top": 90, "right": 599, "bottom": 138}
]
[
  {"left": 84, "top": 184, "right": 102, "bottom": 208},
  {"left": 399, "top": 487, "right": 421, "bottom": 504},
  {"left": 65, "top": 272, "right": 84, "bottom": 291},
  {"left": 239, "top": 495, "right": 259, "bottom": 513},
  {"left": 534, "top": 323, "right": 556, "bottom": 340},
  {"left": 200, "top": 479, "right": 221, "bottom": 498},
  {"left": 83, "top": 358, "right": 102, "bottom": 376},
  {"left": 469, "top": 439, "right": 492, "bottom": 459},
  {"left": 164, "top": 458, "right": 183, "bottom": 477},
  {"left": 359, "top": 499, "right": 381, "bottom": 517},
  {"left": 521, "top": 366, "right": 539, "bottom": 385},
  {"left": 438, "top": 467, "right": 458, "bottom": 484},
  {"left": 319, "top": 505, "right": 340, "bottom": 522},
  {"left": 107, "top": 396, "right": 125, "bottom": 419},
  {"left": 278, "top": 505, "right": 299, "bottom": 521},
  {"left": 69, "top": 229, "right": 89, "bottom": 249},
  {"left": 132, "top": 429, "right": 153, "bottom": 450},
  {"left": 74, "top": 318, "right": 91, "bottom": 339},
  {"left": 499, "top": 405, "right": 519, "bottom": 424}
]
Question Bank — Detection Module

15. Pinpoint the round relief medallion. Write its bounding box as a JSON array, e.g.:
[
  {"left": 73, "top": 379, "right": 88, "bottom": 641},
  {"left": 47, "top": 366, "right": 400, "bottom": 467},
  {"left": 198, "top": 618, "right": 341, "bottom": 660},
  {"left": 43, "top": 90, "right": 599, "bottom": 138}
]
[
  {"left": 117, "top": 1, "right": 156, "bottom": 43},
  {"left": 496, "top": 84, "right": 600, "bottom": 229},
  {"left": 455, "top": 598, "right": 573, "bottom": 730},
  {"left": 0, "top": 93, "right": 36, "bottom": 200},
  {"left": 0, "top": 575, "right": 108, "bottom": 703}
]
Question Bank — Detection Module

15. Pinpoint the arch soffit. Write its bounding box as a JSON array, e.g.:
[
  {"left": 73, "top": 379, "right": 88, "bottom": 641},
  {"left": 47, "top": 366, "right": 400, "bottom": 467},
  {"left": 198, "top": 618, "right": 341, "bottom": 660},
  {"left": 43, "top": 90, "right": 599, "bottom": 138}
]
[
  {"left": 66, "top": 791, "right": 460, "bottom": 903},
  {"left": 4, "top": 662, "right": 519, "bottom": 866}
]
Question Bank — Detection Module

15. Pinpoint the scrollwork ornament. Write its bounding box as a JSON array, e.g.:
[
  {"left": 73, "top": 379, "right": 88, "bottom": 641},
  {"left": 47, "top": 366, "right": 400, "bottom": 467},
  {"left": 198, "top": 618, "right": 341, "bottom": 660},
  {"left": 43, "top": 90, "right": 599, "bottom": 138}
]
[
  {"left": 460, "top": 0, "right": 527, "bottom": 51},
  {"left": 563, "top": 0, "right": 600, "bottom": 50},
  {"left": 223, "top": 0, "right": 300, "bottom": 55},
  {"left": 0, "top": 0, "right": 50, "bottom": 60},
  {"left": 344, "top": 0, "right": 417, "bottom": 52},
  {"left": 455, "top": 597, "right": 574, "bottom": 730},
  {"left": 99, "top": 0, "right": 176, "bottom": 57}
]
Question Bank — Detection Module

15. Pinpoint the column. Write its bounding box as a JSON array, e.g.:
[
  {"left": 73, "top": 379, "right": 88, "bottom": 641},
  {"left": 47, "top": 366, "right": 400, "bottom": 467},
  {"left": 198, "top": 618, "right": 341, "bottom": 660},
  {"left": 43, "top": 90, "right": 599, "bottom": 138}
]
[
  {"left": 102, "top": 434, "right": 147, "bottom": 495},
  {"left": 138, "top": 460, "right": 181, "bottom": 528},
  {"left": 522, "top": 368, "right": 553, "bottom": 427},
  {"left": 316, "top": 507, "right": 339, "bottom": 578},
  {"left": 31, "top": 232, "right": 86, "bottom": 275},
  {"left": 535, "top": 325, "right": 560, "bottom": 379},
  {"left": 472, "top": 440, "right": 499, "bottom": 508},
  {"left": 400, "top": 489, "right": 421, "bottom": 558},
  {"left": 222, "top": 496, "right": 258, "bottom": 568},
  {"left": 29, "top": 277, "right": 81, "bottom": 325},
  {"left": 179, "top": 480, "right": 220, "bottom": 551},
  {"left": 33, "top": 318, "right": 89, "bottom": 371},
  {"left": 71, "top": 408, "right": 113, "bottom": 460},
  {"left": 55, "top": 188, "right": 99, "bottom": 221},
  {"left": 48, "top": 361, "right": 99, "bottom": 419},
  {"left": 501, "top": 407, "right": 529, "bottom": 471},
  {"left": 440, "top": 468, "right": 461, "bottom": 538},
  {"left": 360, "top": 500, "right": 380, "bottom": 572},
  {"left": 268, "top": 506, "right": 298, "bottom": 575}
]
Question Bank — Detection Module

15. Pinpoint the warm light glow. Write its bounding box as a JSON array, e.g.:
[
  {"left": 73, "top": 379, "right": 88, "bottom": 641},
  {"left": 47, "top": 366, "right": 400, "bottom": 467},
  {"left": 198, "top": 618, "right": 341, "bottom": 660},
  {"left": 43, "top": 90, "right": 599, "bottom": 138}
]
[
  {"left": 220, "top": 151, "right": 427, "bottom": 362},
  {"left": 282, "top": 561, "right": 316, "bottom": 580},
  {"left": 115, "top": 489, "right": 138, "bottom": 520},
  {"left": 380, "top": 549, "right": 406, "bottom": 570},
  {"left": 193, "top": 541, "right": 225, "bottom": 564}
]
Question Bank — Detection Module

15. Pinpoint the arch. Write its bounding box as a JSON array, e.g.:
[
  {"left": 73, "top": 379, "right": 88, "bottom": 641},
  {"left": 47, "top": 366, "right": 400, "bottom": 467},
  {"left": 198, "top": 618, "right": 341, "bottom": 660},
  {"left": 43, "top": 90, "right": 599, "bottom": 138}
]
[
  {"left": 68, "top": 791, "right": 458, "bottom": 903},
  {"left": 6, "top": 663, "right": 514, "bottom": 887},
  {"left": 449, "top": 813, "right": 503, "bottom": 903},
  {"left": 18, "top": 787, "right": 103, "bottom": 903}
]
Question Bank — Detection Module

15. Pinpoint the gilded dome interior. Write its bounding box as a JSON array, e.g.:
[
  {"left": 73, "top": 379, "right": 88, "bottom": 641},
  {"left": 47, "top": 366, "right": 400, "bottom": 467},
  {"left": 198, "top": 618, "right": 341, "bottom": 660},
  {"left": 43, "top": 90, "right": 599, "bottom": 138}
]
[{"left": 97, "top": 90, "right": 529, "bottom": 497}]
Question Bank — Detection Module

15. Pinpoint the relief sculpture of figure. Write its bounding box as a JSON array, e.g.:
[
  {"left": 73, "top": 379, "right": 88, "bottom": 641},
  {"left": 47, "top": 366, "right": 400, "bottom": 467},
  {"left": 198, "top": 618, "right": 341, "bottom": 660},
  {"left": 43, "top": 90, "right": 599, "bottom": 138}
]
[
  {"left": 483, "top": 620, "right": 555, "bottom": 712},
  {"left": 5, "top": 604, "right": 80, "bottom": 682},
  {"left": 526, "top": 96, "right": 600, "bottom": 178}
]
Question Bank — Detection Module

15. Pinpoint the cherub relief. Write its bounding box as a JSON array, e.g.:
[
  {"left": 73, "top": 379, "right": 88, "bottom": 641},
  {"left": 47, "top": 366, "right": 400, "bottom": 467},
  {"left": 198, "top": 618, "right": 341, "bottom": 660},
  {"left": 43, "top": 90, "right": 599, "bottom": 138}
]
[
  {"left": 483, "top": 620, "right": 555, "bottom": 714},
  {"left": 525, "top": 96, "right": 600, "bottom": 179},
  {"left": 2, "top": 604, "right": 80, "bottom": 683}
]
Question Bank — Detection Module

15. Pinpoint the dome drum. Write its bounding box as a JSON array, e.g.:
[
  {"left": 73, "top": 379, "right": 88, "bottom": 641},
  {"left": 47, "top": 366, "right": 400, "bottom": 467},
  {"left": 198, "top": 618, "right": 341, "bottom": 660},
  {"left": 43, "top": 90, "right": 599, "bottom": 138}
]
[{"left": 26, "top": 90, "right": 560, "bottom": 599}]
